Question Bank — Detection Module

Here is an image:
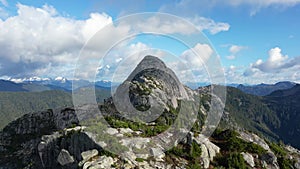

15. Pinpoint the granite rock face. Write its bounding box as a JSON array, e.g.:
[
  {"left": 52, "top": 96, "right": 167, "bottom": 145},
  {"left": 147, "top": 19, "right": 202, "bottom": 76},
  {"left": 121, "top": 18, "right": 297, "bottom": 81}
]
[
  {"left": 113, "top": 55, "right": 189, "bottom": 122},
  {"left": 0, "top": 108, "right": 101, "bottom": 169},
  {"left": 241, "top": 152, "right": 255, "bottom": 168},
  {"left": 0, "top": 108, "right": 79, "bottom": 168}
]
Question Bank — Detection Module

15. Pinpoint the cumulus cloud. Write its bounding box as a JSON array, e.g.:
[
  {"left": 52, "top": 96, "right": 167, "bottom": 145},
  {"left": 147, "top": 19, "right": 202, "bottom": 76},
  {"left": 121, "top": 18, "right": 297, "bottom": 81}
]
[
  {"left": 0, "top": 4, "right": 116, "bottom": 78},
  {"left": 0, "top": 4, "right": 231, "bottom": 79},
  {"left": 232, "top": 47, "right": 300, "bottom": 84},
  {"left": 159, "top": 43, "right": 215, "bottom": 83},
  {"left": 251, "top": 47, "right": 300, "bottom": 73},
  {"left": 180, "top": 43, "right": 213, "bottom": 69}
]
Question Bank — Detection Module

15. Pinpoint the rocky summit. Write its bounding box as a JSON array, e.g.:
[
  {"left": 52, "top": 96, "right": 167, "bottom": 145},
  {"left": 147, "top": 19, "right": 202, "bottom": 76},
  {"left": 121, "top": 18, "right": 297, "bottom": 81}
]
[
  {"left": 0, "top": 56, "right": 300, "bottom": 169},
  {"left": 113, "top": 55, "right": 191, "bottom": 122}
]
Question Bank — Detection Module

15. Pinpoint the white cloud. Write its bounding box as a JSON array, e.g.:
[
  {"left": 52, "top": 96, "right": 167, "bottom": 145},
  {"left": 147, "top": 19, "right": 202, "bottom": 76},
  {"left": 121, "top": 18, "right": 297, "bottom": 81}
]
[
  {"left": 180, "top": 43, "right": 213, "bottom": 69},
  {"left": 129, "top": 15, "right": 197, "bottom": 35},
  {"left": 0, "top": 4, "right": 230, "bottom": 80},
  {"left": 226, "top": 45, "right": 247, "bottom": 60},
  {"left": 124, "top": 15, "right": 229, "bottom": 35},
  {"left": 0, "top": 4, "right": 118, "bottom": 78},
  {"left": 231, "top": 47, "right": 300, "bottom": 84},
  {"left": 245, "top": 65, "right": 300, "bottom": 84},
  {"left": 223, "top": 63, "right": 300, "bottom": 85},
  {"left": 81, "top": 13, "right": 112, "bottom": 41},
  {"left": 188, "top": 16, "right": 230, "bottom": 34},
  {"left": 251, "top": 47, "right": 300, "bottom": 72},
  {"left": 162, "top": 43, "right": 215, "bottom": 83},
  {"left": 229, "top": 45, "right": 245, "bottom": 54}
]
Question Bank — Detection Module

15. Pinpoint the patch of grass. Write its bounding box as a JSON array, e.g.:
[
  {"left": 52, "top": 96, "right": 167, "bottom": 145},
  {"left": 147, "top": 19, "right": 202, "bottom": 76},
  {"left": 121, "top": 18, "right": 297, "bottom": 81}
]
[{"left": 135, "top": 158, "right": 145, "bottom": 162}]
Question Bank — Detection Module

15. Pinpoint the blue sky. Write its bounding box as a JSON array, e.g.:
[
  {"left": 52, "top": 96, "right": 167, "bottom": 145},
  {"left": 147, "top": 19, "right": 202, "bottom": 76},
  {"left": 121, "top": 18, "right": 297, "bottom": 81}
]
[{"left": 0, "top": 0, "right": 300, "bottom": 84}]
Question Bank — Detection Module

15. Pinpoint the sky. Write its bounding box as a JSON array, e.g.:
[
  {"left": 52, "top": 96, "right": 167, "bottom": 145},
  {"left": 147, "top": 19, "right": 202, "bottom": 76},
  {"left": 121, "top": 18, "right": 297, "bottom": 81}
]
[{"left": 0, "top": 0, "right": 300, "bottom": 84}]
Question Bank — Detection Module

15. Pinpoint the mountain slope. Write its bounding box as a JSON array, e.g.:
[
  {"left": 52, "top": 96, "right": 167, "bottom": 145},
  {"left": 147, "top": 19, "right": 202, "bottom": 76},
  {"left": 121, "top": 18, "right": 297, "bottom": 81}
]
[
  {"left": 0, "top": 90, "right": 73, "bottom": 129},
  {"left": 0, "top": 80, "right": 27, "bottom": 92},
  {"left": 212, "top": 85, "right": 300, "bottom": 149},
  {"left": 222, "top": 87, "right": 281, "bottom": 140},
  {"left": 0, "top": 87, "right": 111, "bottom": 129},
  {"left": 264, "top": 84, "right": 300, "bottom": 149}
]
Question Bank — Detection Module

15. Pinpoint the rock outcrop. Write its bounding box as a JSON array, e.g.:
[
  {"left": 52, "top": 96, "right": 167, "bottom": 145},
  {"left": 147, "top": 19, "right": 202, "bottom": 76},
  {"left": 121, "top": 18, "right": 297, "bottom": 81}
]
[
  {"left": 113, "top": 55, "right": 189, "bottom": 122},
  {"left": 194, "top": 134, "right": 220, "bottom": 168},
  {"left": 241, "top": 152, "right": 255, "bottom": 168},
  {"left": 239, "top": 131, "right": 280, "bottom": 169}
]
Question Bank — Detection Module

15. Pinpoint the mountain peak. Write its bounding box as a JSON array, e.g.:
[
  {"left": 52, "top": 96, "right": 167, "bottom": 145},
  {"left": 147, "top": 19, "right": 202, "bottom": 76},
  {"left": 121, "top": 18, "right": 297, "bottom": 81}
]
[
  {"left": 114, "top": 55, "right": 189, "bottom": 122},
  {"left": 126, "top": 55, "right": 174, "bottom": 82},
  {"left": 139, "top": 55, "right": 166, "bottom": 66}
]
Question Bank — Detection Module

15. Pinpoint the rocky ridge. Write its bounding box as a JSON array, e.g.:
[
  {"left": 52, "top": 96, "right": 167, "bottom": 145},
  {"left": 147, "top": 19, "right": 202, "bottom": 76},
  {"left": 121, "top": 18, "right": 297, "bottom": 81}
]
[{"left": 1, "top": 56, "right": 300, "bottom": 169}]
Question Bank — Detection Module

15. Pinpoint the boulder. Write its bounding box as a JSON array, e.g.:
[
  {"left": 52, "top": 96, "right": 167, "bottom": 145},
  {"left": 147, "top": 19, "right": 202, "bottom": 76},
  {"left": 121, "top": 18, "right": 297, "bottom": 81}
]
[
  {"left": 200, "top": 144, "right": 210, "bottom": 169},
  {"left": 57, "top": 149, "right": 75, "bottom": 166},
  {"left": 106, "top": 128, "right": 119, "bottom": 135},
  {"left": 241, "top": 152, "right": 255, "bottom": 167},
  {"left": 79, "top": 149, "right": 99, "bottom": 167},
  {"left": 83, "top": 161, "right": 93, "bottom": 169},
  {"left": 194, "top": 134, "right": 220, "bottom": 168},
  {"left": 81, "top": 149, "right": 98, "bottom": 161},
  {"left": 119, "top": 128, "right": 134, "bottom": 134},
  {"left": 150, "top": 147, "right": 165, "bottom": 160},
  {"left": 88, "top": 156, "right": 115, "bottom": 169}
]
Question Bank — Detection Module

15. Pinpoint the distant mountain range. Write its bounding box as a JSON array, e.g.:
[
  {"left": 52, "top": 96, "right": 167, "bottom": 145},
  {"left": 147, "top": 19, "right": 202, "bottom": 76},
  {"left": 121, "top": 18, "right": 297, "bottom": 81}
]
[
  {"left": 1, "top": 77, "right": 298, "bottom": 95},
  {"left": 0, "top": 78, "right": 118, "bottom": 92},
  {"left": 237, "top": 81, "right": 297, "bottom": 96}
]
